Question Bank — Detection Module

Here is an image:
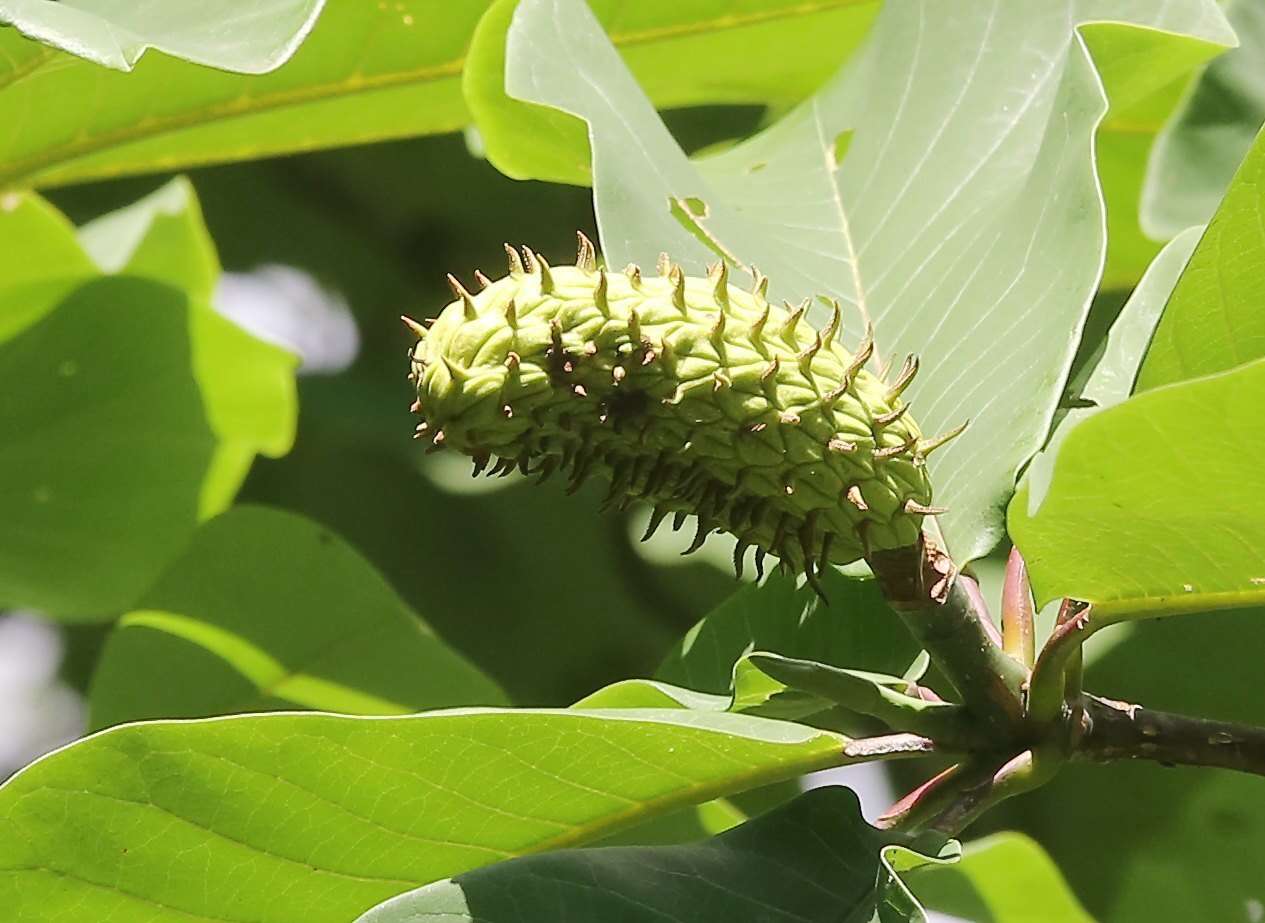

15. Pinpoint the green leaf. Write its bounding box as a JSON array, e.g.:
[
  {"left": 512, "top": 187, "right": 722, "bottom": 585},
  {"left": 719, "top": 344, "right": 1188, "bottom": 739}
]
[
  {"left": 1010, "top": 357, "right": 1265, "bottom": 618},
  {"left": 88, "top": 505, "right": 505, "bottom": 729},
  {"left": 0, "top": 0, "right": 324, "bottom": 72},
  {"left": 0, "top": 2, "right": 490, "bottom": 189},
  {"left": 0, "top": 190, "right": 95, "bottom": 341},
  {"left": 355, "top": 787, "right": 952, "bottom": 923},
  {"left": 1021, "top": 226, "right": 1201, "bottom": 508},
  {"left": 501, "top": 0, "right": 1232, "bottom": 562},
  {"left": 1143, "top": 0, "right": 1265, "bottom": 239},
  {"left": 657, "top": 568, "right": 920, "bottom": 696},
  {"left": 908, "top": 832, "right": 1095, "bottom": 923},
  {"left": 0, "top": 189, "right": 297, "bottom": 617},
  {"left": 1137, "top": 125, "right": 1265, "bottom": 390},
  {"left": 0, "top": 709, "right": 852, "bottom": 922},
  {"left": 76, "top": 178, "right": 299, "bottom": 514},
  {"left": 0, "top": 276, "right": 216, "bottom": 617},
  {"left": 465, "top": 0, "right": 881, "bottom": 185}
]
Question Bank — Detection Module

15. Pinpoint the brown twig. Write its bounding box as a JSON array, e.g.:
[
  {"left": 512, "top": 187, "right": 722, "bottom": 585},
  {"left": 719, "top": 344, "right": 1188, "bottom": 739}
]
[{"left": 1078, "top": 695, "right": 1265, "bottom": 778}]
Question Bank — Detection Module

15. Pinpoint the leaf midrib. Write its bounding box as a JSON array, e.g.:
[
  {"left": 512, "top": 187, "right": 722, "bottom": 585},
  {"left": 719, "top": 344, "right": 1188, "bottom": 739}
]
[{"left": 0, "top": 0, "right": 876, "bottom": 188}]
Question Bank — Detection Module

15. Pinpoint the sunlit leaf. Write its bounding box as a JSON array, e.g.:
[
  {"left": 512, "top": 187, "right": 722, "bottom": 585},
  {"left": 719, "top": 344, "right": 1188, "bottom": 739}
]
[{"left": 0, "top": 708, "right": 851, "bottom": 921}]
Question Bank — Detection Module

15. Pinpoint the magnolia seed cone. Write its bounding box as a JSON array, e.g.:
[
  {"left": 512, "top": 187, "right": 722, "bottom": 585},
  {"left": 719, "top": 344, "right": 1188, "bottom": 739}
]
[{"left": 406, "top": 235, "right": 960, "bottom": 590}]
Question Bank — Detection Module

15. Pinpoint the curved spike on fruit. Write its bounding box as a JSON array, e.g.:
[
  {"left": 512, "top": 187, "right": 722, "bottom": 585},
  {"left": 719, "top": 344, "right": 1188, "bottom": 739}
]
[
  {"left": 409, "top": 399, "right": 422, "bottom": 413},
  {"left": 576, "top": 231, "right": 597, "bottom": 272},
  {"left": 761, "top": 356, "right": 781, "bottom": 383},
  {"left": 845, "top": 484, "right": 868, "bottom": 511},
  {"left": 754, "top": 547, "right": 767, "bottom": 581},
  {"left": 844, "top": 324, "right": 875, "bottom": 383},
  {"left": 628, "top": 308, "right": 643, "bottom": 344},
  {"left": 822, "top": 299, "right": 842, "bottom": 345},
  {"left": 709, "top": 261, "right": 730, "bottom": 307},
  {"left": 781, "top": 299, "right": 810, "bottom": 342},
  {"left": 710, "top": 308, "right": 726, "bottom": 343},
  {"left": 905, "top": 499, "right": 948, "bottom": 515},
  {"left": 471, "top": 453, "right": 491, "bottom": 477},
  {"left": 712, "top": 370, "right": 731, "bottom": 392},
  {"left": 594, "top": 270, "right": 610, "bottom": 314},
  {"left": 567, "top": 452, "right": 596, "bottom": 493},
  {"left": 505, "top": 351, "right": 521, "bottom": 372},
  {"left": 827, "top": 437, "right": 857, "bottom": 454},
  {"left": 920, "top": 421, "right": 968, "bottom": 456},
  {"left": 440, "top": 356, "right": 469, "bottom": 381},
  {"left": 501, "top": 403, "right": 514, "bottom": 419},
  {"left": 667, "top": 265, "right": 687, "bottom": 311},
  {"left": 874, "top": 403, "right": 910, "bottom": 426},
  {"left": 798, "top": 329, "right": 823, "bottom": 365},
  {"left": 885, "top": 354, "right": 919, "bottom": 401},
  {"left": 672, "top": 510, "right": 689, "bottom": 532},
  {"left": 744, "top": 304, "right": 769, "bottom": 348},
  {"left": 536, "top": 252, "right": 556, "bottom": 293},
  {"left": 535, "top": 455, "right": 560, "bottom": 484},
  {"left": 431, "top": 429, "right": 446, "bottom": 448},
  {"left": 874, "top": 433, "right": 918, "bottom": 460},
  {"left": 657, "top": 252, "right": 673, "bottom": 277},
  {"left": 818, "top": 531, "right": 835, "bottom": 572},
  {"left": 625, "top": 263, "right": 643, "bottom": 289},
  {"left": 751, "top": 268, "right": 769, "bottom": 300},
  {"left": 641, "top": 505, "right": 671, "bottom": 542},
  {"left": 504, "top": 243, "right": 524, "bottom": 276},
  {"left": 733, "top": 539, "right": 748, "bottom": 580},
  {"left": 803, "top": 559, "right": 826, "bottom": 599},
  {"left": 520, "top": 246, "right": 540, "bottom": 274},
  {"left": 447, "top": 274, "right": 477, "bottom": 320},
  {"left": 683, "top": 518, "right": 712, "bottom": 555},
  {"left": 474, "top": 269, "right": 493, "bottom": 289},
  {"left": 504, "top": 298, "right": 518, "bottom": 327},
  {"left": 401, "top": 315, "right": 428, "bottom": 339}
]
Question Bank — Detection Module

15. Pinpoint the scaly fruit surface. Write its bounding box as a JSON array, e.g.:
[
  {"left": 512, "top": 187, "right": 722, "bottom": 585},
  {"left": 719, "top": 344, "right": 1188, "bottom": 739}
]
[{"left": 406, "top": 235, "right": 958, "bottom": 589}]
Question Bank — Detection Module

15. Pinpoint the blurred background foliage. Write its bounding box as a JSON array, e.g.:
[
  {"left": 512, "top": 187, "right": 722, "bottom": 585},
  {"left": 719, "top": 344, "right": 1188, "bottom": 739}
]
[{"left": 3, "top": 1, "right": 1265, "bottom": 919}]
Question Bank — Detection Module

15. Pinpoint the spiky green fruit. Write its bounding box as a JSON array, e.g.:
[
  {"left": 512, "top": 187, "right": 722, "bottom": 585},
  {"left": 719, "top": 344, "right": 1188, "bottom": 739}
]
[{"left": 406, "top": 236, "right": 958, "bottom": 588}]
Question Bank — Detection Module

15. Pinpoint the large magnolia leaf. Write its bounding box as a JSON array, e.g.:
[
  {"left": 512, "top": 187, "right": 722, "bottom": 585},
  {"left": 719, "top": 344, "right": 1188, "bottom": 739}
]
[
  {"left": 0, "top": 188, "right": 296, "bottom": 617},
  {"left": 356, "top": 787, "right": 953, "bottom": 923},
  {"left": 75, "top": 177, "right": 298, "bottom": 515},
  {"left": 1137, "top": 124, "right": 1265, "bottom": 390},
  {"left": 0, "top": 277, "right": 216, "bottom": 617},
  {"left": 88, "top": 505, "right": 505, "bottom": 729},
  {"left": 0, "top": 709, "right": 852, "bottom": 922},
  {"left": 0, "top": 2, "right": 488, "bottom": 189},
  {"left": 1010, "top": 358, "right": 1265, "bottom": 617},
  {"left": 1013, "top": 121, "right": 1265, "bottom": 616},
  {"left": 0, "top": 1, "right": 893, "bottom": 192},
  {"left": 501, "top": 0, "right": 1232, "bottom": 563},
  {"left": 0, "top": 0, "right": 323, "bottom": 73},
  {"left": 1143, "top": 0, "right": 1265, "bottom": 238}
]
